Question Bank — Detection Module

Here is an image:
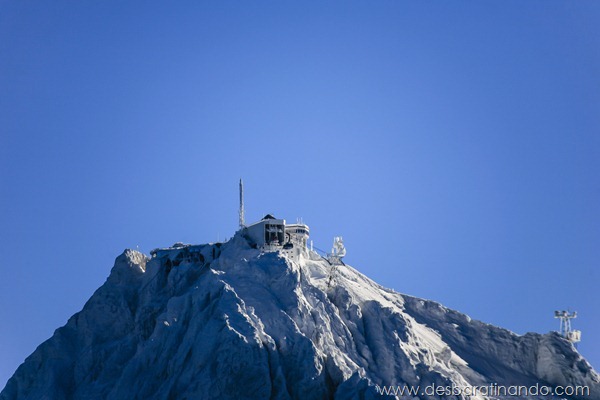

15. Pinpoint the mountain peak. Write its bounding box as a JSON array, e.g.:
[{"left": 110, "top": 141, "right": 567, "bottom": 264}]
[{"left": 2, "top": 232, "right": 598, "bottom": 399}]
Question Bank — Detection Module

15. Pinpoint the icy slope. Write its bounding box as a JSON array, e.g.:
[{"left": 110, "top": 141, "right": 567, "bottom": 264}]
[{"left": 2, "top": 234, "right": 598, "bottom": 399}]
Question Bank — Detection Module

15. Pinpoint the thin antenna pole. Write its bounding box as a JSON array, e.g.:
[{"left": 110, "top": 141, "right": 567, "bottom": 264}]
[{"left": 239, "top": 179, "right": 245, "bottom": 228}]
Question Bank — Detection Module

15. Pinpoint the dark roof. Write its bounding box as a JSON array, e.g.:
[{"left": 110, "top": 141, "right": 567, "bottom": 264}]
[{"left": 262, "top": 214, "right": 276, "bottom": 220}]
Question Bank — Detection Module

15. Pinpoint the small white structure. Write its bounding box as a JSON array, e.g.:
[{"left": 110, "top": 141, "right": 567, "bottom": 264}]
[
  {"left": 285, "top": 223, "right": 310, "bottom": 248},
  {"left": 554, "top": 310, "right": 581, "bottom": 344},
  {"left": 328, "top": 236, "right": 346, "bottom": 264}
]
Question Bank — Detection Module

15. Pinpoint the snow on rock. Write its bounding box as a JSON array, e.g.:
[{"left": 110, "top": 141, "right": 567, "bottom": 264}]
[{"left": 2, "top": 233, "right": 599, "bottom": 399}]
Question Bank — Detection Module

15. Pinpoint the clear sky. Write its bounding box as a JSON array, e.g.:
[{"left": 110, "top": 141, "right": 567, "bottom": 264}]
[{"left": 1, "top": 1, "right": 599, "bottom": 388}]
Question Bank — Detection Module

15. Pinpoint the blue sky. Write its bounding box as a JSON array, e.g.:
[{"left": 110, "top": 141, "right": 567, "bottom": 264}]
[{"left": 1, "top": 1, "right": 599, "bottom": 388}]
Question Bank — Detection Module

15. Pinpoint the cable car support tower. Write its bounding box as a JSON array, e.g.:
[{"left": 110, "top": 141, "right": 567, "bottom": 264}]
[{"left": 554, "top": 310, "right": 581, "bottom": 345}]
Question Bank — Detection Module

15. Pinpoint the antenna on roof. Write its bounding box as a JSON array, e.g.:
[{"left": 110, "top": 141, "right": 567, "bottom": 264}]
[{"left": 239, "top": 179, "right": 245, "bottom": 229}]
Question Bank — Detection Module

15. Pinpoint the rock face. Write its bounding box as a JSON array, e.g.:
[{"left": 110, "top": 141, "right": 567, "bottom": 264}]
[{"left": 2, "top": 234, "right": 599, "bottom": 399}]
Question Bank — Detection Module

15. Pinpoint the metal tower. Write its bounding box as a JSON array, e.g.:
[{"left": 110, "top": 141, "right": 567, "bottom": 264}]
[
  {"left": 239, "top": 179, "right": 245, "bottom": 229},
  {"left": 327, "top": 237, "right": 346, "bottom": 265},
  {"left": 554, "top": 310, "right": 581, "bottom": 344},
  {"left": 326, "top": 237, "right": 346, "bottom": 288}
]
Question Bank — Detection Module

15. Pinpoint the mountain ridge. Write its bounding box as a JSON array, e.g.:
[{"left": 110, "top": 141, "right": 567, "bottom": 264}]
[{"left": 2, "top": 233, "right": 598, "bottom": 399}]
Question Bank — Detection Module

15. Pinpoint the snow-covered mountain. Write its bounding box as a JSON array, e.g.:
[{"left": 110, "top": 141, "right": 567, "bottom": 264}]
[{"left": 2, "top": 232, "right": 598, "bottom": 399}]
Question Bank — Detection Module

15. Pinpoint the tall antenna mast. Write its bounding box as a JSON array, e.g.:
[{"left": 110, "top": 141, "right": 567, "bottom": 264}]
[{"left": 239, "top": 179, "right": 245, "bottom": 229}]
